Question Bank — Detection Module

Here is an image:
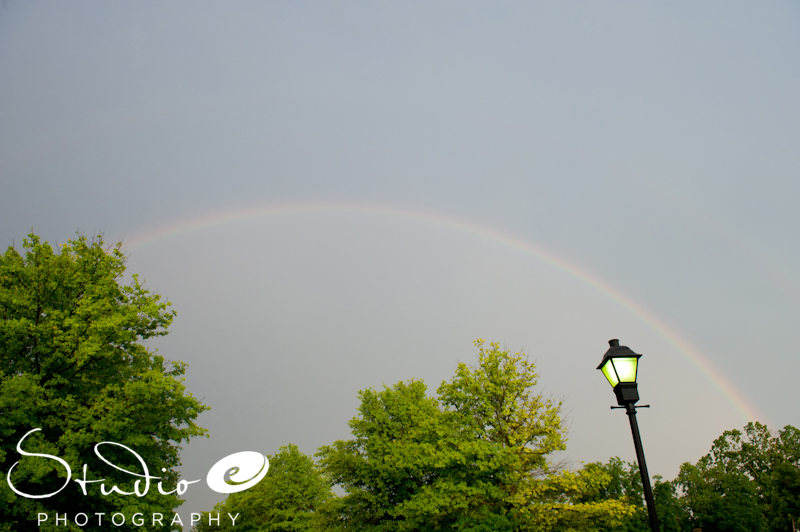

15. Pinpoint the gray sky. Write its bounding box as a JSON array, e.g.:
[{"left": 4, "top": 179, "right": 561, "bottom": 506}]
[{"left": 2, "top": 1, "right": 799, "bottom": 523}]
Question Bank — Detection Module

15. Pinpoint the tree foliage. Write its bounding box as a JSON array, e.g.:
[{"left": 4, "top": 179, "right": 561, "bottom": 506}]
[
  {"left": 0, "top": 234, "right": 207, "bottom": 530},
  {"left": 567, "top": 457, "right": 647, "bottom": 531},
  {"left": 676, "top": 421, "right": 800, "bottom": 532},
  {"left": 437, "top": 340, "right": 565, "bottom": 475},
  {"left": 196, "top": 444, "right": 332, "bottom": 532},
  {"left": 316, "top": 340, "right": 636, "bottom": 530},
  {"left": 317, "top": 378, "right": 514, "bottom": 530}
]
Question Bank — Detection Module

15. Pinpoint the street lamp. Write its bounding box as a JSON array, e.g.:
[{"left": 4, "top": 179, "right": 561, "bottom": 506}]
[{"left": 598, "top": 339, "right": 659, "bottom": 532}]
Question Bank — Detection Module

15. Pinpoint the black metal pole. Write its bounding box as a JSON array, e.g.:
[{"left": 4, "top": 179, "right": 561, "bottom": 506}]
[{"left": 626, "top": 403, "right": 659, "bottom": 532}]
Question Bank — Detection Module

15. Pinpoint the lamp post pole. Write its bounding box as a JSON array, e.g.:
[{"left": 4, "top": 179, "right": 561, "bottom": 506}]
[
  {"left": 597, "top": 339, "right": 659, "bottom": 532},
  {"left": 625, "top": 402, "right": 658, "bottom": 532}
]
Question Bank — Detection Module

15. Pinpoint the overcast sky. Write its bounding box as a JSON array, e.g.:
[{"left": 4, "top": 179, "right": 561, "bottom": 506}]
[{"left": 2, "top": 1, "right": 799, "bottom": 522}]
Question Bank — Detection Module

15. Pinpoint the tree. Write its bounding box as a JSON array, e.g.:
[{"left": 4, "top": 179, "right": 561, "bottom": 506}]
[
  {"left": 437, "top": 340, "right": 566, "bottom": 476},
  {"left": 567, "top": 457, "right": 647, "bottom": 531},
  {"left": 770, "top": 461, "right": 800, "bottom": 532},
  {"left": 436, "top": 340, "right": 564, "bottom": 528},
  {"left": 0, "top": 234, "right": 207, "bottom": 531},
  {"left": 317, "top": 379, "right": 515, "bottom": 530},
  {"left": 650, "top": 478, "right": 686, "bottom": 532},
  {"left": 676, "top": 459, "right": 763, "bottom": 531},
  {"left": 521, "top": 462, "right": 638, "bottom": 531},
  {"left": 676, "top": 422, "right": 800, "bottom": 531},
  {"left": 713, "top": 422, "right": 800, "bottom": 531},
  {"left": 438, "top": 341, "right": 638, "bottom": 530},
  {"left": 317, "top": 340, "right": 636, "bottom": 530},
  {"left": 566, "top": 458, "right": 686, "bottom": 532},
  {"left": 196, "top": 444, "right": 332, "bottom": 531}
]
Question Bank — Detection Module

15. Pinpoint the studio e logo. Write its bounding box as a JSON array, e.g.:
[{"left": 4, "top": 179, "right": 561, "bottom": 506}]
[
  {"left": 6, "top": 428, "right": 269, "bottom": 499},
  {"left": 206, "top": 451, "right": 269, "bottom": 494}
]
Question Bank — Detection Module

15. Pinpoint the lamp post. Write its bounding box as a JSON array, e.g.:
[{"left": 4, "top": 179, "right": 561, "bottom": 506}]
[{"left": 597, "top": 339, "right": 659, "bottom": 532}]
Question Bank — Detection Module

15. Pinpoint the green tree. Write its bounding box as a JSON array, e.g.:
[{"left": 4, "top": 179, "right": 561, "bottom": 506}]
[
  {"left": 566, "top": 458, "right": 688, "bottom": 531},
  {"left": 317, "top": 340, "right": 636, "bottom": 530},
  {"left": 568, "top": 457, "right": 647, "bottom": 531},
  {"left": 522, "top": 463, "right": 637, "bottom": 531},
  {"left": 196, "top": 444, "right": 332, "bottom": 531},
  {"left": 437, "top": 341, "right": 636, "bottom": 530},
  {"left": 676, "top": 422, "right": 800, "bottom": 532},
  {"left": 770, "top": 461, "right": 800, "bottom": 532},
  {"left": 651, "top": 478, "right": 686, "bottom": 532},
  {"left": 0, "top": 234, "right": 207, "bottom": 531},
  {"left": 317, "top": 379, "right": 514, "bottom": 530},
  {"left": 437, "top": 340, "right": 566, "bottom": 478},
  {"left": 676, "top": 459, "right": 763, "bottom": 531}
]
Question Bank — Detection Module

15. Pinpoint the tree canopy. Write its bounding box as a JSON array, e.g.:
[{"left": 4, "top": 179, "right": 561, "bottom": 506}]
[
  {"left": 197, "top": 444, "right": 332, "bottom": 532},
  {"left": 676, "top": 422, "right": 800, "bottom": 532},
  {"left": 315, "top": 340, "right": 636, "bottom": 531},
  {"left": 0, "top": 234, "right": 207, "bottom": 531}
]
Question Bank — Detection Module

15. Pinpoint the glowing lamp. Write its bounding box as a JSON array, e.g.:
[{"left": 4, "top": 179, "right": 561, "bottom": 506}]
[{"left": 597, "top": 339, "right": 642, "bottom": 405}]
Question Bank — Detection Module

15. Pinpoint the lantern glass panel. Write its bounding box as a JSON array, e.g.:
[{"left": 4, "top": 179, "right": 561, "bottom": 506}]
[
  {"left": 613, "top": 356, "right": 639, "bottom": 383},
  {"left": 601, "top": 359, "right": 619, "bottom": 388}
]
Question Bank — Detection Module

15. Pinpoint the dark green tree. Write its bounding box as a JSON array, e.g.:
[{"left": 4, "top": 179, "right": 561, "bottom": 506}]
[
  {"left": 650, "top": 478, "right": 686, "bottom": 532},
  {"left": 0, "top": 234, "right": 207, "bottom": 531},
  {"left": 676, "top": 422, "right": 800, "bottom": 531},
  {"left": 676, "top": 459, "right": 763, "bottom": 531},
  {"left": 770, "top": 461, "right": 800, "bottom": 532}
]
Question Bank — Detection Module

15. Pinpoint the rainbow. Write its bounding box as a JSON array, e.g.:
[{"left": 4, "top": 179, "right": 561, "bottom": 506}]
[{"left": 123, "top": 201, "right": 761, "bottom": 423}]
